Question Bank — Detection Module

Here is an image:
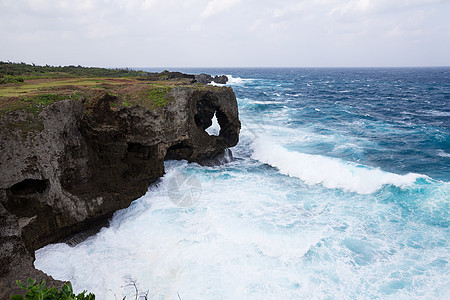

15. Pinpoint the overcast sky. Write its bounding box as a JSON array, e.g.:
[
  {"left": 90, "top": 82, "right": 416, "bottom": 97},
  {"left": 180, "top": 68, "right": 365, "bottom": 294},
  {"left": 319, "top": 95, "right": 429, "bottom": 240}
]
[{"left": 1, "top": 0, "right": 449, "bottom": 67}]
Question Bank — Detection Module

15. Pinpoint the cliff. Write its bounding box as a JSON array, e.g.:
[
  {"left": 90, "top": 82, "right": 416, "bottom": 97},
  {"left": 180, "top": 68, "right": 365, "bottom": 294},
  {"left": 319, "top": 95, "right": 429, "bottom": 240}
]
[{"left": 0, "top": 80, "right": 240, "bottom": 297}]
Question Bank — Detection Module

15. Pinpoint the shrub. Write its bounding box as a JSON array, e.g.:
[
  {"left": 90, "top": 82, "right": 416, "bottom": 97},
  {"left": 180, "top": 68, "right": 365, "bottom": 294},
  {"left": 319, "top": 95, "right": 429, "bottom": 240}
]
[
  {"left": 11, "top": 278, "right": 95, "bottom": 300},
  {"left": 0, "top": 76, "right": 24, "bottom": 84}
]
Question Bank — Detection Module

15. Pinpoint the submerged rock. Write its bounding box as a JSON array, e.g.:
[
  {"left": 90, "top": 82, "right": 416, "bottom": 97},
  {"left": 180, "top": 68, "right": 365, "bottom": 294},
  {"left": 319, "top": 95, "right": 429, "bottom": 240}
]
[{"left": 0, "top": 85, "right": 240, "bottom": 297}]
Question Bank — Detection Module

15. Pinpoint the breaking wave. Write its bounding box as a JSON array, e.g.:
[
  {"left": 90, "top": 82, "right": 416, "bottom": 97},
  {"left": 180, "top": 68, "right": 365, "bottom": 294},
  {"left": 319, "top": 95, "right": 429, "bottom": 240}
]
[{"left": 251, "top": 136, "right": 426, "bottom": 194}]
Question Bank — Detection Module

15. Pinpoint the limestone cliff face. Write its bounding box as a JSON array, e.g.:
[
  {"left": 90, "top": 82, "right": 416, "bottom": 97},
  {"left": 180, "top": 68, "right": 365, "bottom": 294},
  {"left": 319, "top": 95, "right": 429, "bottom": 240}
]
[{"left": 0, "top": 86, "right": 240, "bottom": 297}]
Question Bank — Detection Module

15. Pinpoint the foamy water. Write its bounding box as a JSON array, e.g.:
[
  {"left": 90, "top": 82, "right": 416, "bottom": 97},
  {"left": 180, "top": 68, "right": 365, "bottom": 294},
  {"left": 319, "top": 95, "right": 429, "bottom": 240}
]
[
  {"left": 251, "top": 135, "right": 425, "bottom": 194},
  {"left": 35, "top": 68, "right": 450, "bottom": 299}
]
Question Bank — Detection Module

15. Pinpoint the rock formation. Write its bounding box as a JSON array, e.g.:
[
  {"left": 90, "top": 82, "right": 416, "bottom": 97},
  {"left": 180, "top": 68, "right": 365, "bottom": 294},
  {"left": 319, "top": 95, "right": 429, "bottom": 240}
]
[
  {"left": 195, "top": 73, "right": 228, "bottom": 84},
  {"left": 0, "top": 85, "right": 240, "bottom": 297},
  {"left": 139, "top": 71, "right": 228, "bottom": 85},
  {"left": 144, "top": 70, "right": 196, "bottom": 82}
]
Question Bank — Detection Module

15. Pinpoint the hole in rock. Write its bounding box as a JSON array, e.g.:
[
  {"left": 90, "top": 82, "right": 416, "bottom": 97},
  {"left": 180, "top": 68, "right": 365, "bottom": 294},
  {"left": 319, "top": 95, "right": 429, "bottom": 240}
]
[
  {"left": 205, "top": 112, "right": 220, "bottom": 136},
  {"left": 9, "top": 179, "right": 49, "bottom": 195}
]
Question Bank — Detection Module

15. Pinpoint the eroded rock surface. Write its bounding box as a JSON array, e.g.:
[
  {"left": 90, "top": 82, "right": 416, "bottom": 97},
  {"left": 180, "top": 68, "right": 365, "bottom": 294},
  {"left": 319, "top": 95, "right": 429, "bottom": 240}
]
[
  {"left": 0, "top": 85, "right": 240, "bottom": 297},
  {"left": 195, "top": 73, "right": 229, "bottom": 85}
]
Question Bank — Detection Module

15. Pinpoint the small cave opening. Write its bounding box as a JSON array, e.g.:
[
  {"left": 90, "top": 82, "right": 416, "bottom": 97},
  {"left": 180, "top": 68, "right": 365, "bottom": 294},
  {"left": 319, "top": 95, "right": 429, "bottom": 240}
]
[
  {"left": 126, "top": 142, "right": 154, "bottom": 160},
  {"left": 127, "top": 142, "right": 143, "bottom": 153},
  {"left": 165, "top": 142, "right": 194, "bottom": 160},
  {"left": 9, "top": 179, "right": 49, "bottom": 195}
]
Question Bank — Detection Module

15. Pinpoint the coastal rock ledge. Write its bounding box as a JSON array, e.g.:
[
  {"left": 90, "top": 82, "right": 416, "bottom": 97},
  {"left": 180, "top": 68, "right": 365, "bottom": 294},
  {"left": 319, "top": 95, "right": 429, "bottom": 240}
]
[{"left": 0, "top": 85, "right": 240, "bottom": 297}]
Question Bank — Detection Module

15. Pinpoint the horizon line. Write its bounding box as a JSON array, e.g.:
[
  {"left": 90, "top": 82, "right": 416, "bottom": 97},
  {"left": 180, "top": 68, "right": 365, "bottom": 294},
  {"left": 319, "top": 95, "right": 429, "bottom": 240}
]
[
  {"left": 3, "top": 61, "right": 449, "bottom": 69},
  {"left": 133, "top": 65, "right": 450, "bottom": 69}
]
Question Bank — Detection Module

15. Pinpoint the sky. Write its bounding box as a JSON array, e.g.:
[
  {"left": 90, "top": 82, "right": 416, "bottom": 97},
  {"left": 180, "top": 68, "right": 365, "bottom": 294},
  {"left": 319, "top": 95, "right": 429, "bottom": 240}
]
[{"left": 0, "top": 0, "right": 449, "bottom": 68}]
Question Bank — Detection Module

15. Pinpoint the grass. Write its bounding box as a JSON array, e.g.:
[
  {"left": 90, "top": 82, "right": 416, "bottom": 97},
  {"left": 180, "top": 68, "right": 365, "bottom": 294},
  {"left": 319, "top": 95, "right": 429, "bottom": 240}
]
[
  {"left": 108, "top": 84, "right": 173, "bottom": 109},
  {"left": 1, "top": 79, "right": 229, "bottom": 115},
  {"left": 148, "top": 86, "right": 171, "bottom": 107},
  {"left": 26, "top": 94, "right": 69, "bottom": 114},
  {"left": 0, "top": 78, "right": 137, "bottom": 97},
  {"left": 0, "top": 61, "right": 146, "bottom": 79},
  {"left": 0, "top": 62, "right": 230, "bottom": 117},
  {"left": 0, "top": 92, "right": 82, "bottom": 115}
]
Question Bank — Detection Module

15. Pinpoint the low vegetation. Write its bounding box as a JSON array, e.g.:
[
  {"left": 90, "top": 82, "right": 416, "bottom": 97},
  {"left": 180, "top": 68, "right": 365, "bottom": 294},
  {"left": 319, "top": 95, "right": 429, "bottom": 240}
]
[
  {"left": 11, "top": 278, "right": 94, "bottom": 300},
  {"left": 10, "top": 277, "right": 158, "bottom": 300},
  {"left": 0, "top": 63, "right": 145, "bottom": 114},
  {"left": 148, "top": 86, "right": 171, "bottom": 107},
  {"left": 0, "top": 62, "right": 226, "bottom": 116},
  {"left": 0, "top": 61, "right": 146, "bottom": 82}
]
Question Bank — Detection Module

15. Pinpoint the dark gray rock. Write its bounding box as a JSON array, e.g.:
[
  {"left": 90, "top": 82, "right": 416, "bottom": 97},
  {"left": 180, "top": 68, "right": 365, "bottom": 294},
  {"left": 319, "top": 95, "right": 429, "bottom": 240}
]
[
  {"left": 143, "top": 70, "right": 196, "bottom": 82},
  {"left": 213, "top": 75, "right": 228, "bottom": 84},
  {"left": 0, "top": 203, "right": 64, "bottom": 298},
  {"left": 195, "top": 73, "right": 228, "bottom": 85}
]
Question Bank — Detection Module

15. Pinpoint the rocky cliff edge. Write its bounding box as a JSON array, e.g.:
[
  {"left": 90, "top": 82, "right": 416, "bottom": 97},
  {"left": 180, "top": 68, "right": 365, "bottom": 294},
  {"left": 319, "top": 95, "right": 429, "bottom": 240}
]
[{"left": 0, "top": 81, "right": 240, "bottom": 297}]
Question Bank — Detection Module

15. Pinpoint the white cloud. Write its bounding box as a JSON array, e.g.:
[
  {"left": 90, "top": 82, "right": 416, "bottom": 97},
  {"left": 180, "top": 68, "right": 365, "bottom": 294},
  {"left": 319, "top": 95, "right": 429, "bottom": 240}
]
[
  {"left": 329, "top": 0, "right": 445, "bottom": 20},
  {"left": 202, "top": 0, "right": 241, "bottom": 18},
  {"left": 0, "top": 0, "right": 448, "bottom": 67},
  {"left": 142, "top": 0, "right": 158, "bottom": 10}
]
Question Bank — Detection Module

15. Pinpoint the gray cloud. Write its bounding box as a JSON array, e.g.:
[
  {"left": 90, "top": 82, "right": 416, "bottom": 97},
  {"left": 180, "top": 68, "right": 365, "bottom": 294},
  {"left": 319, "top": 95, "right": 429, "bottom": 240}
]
[{"left": 0, "top": 0, "right": 448, "bottom": 67}]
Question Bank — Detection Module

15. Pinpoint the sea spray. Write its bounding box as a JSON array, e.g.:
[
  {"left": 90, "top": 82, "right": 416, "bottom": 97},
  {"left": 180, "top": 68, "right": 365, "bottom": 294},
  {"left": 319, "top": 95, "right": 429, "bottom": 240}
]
[
  {"left": 251, "top": 135, "right": 425, "bottom": 194},
  {"left": 35, "top": 68, "right": 450, "bottom": 299}
]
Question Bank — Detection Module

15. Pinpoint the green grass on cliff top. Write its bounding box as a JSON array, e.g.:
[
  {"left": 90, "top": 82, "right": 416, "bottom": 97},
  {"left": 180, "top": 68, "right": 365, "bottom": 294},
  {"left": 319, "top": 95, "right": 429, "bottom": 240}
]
[
  {"left": 0, "top": 61, "right": 146, "bottom": 79},
  {"left": 0, "top": 62, "right": 226, "bottom": 115},
  {"left": 0, "top": 78, "right": 127, "bottom": 97}
]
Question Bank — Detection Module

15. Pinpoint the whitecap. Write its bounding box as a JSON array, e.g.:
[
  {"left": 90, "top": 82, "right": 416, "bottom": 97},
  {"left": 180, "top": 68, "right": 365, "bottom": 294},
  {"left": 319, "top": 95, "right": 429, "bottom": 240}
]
[
  {"left": 419, "top": 110, "right": 450, "bottom": 117},
  {"left": 248, "top": 100, "right": 285, "bottom": 105},
  {"left": 209, "top": 75, "right": 253, "bottom": 86},
  {"left": 251, "top": 136, "right": 426, "bottom": 194},
  {"left": 437, "top": 150, "right": 450, "bottom": 158},
  {"left": 226, "top": 75, "right": 252, "bottom": 85}
]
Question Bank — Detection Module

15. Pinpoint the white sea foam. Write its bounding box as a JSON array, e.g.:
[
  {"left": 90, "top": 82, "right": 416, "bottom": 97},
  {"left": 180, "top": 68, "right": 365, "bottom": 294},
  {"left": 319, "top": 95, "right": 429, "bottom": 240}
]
[
  {"left": 285, "top": 93, "right": 301, "bottom": 97},
  {"left": 209, "top": 75, "right": 251, "bottom": 86},
  {"left": 35, "top": 163, "right": 329, "bottom": 299},
  {"left": 247, "top": 100, "right": 285, "bottom": 105},
  {"left": 251, "top": 136, "right": 425, "bottom": 194},
  {"left": 33, "top": 158, "right": 449, "bottom": 299},
  {"left": 418, "top": 110, "right": 450, "bottom": 117},
  {"left": 226, "top": 74, "right": 251, "bottom": 85},
  {"left": 437, "top": 150, "right": 450, "bottom": 158}
]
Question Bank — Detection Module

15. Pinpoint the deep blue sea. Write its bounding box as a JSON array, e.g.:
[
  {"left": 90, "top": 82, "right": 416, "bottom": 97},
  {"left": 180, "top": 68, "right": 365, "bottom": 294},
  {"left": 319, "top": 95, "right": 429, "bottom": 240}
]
[{"left": 35, "top": 68, "right": 450, "bottom": 299}]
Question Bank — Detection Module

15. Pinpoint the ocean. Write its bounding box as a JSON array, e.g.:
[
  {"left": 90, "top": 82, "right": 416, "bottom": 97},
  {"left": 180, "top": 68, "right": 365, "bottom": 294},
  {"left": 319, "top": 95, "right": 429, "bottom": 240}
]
[{"left": 35, "top": 68, "right": 450, "bottom": 299}]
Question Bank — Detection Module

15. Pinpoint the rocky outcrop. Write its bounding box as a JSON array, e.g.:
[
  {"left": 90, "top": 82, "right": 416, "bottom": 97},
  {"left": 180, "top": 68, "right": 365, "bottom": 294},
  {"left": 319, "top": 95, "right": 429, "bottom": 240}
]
[
  {"left": 0, "top": 204, "right": 63, "bottom": 296},
  {"left": 144, "top": 70, "right": 196, "bottom": 82},
  {"left": 195, "top": 73, "right": 228, "bottom": 85},
  {"left": 141, "top": 71, "right": 228, "bottom": 85},
  {"left": 0, "top": 85, "right": 240, "bottom": 297}
]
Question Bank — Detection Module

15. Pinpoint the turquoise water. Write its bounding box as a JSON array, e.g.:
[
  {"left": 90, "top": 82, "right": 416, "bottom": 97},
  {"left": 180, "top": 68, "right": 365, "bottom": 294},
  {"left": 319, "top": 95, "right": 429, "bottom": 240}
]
[{"left": 35, "top": 68, "right": 450, "bottom": 299}]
